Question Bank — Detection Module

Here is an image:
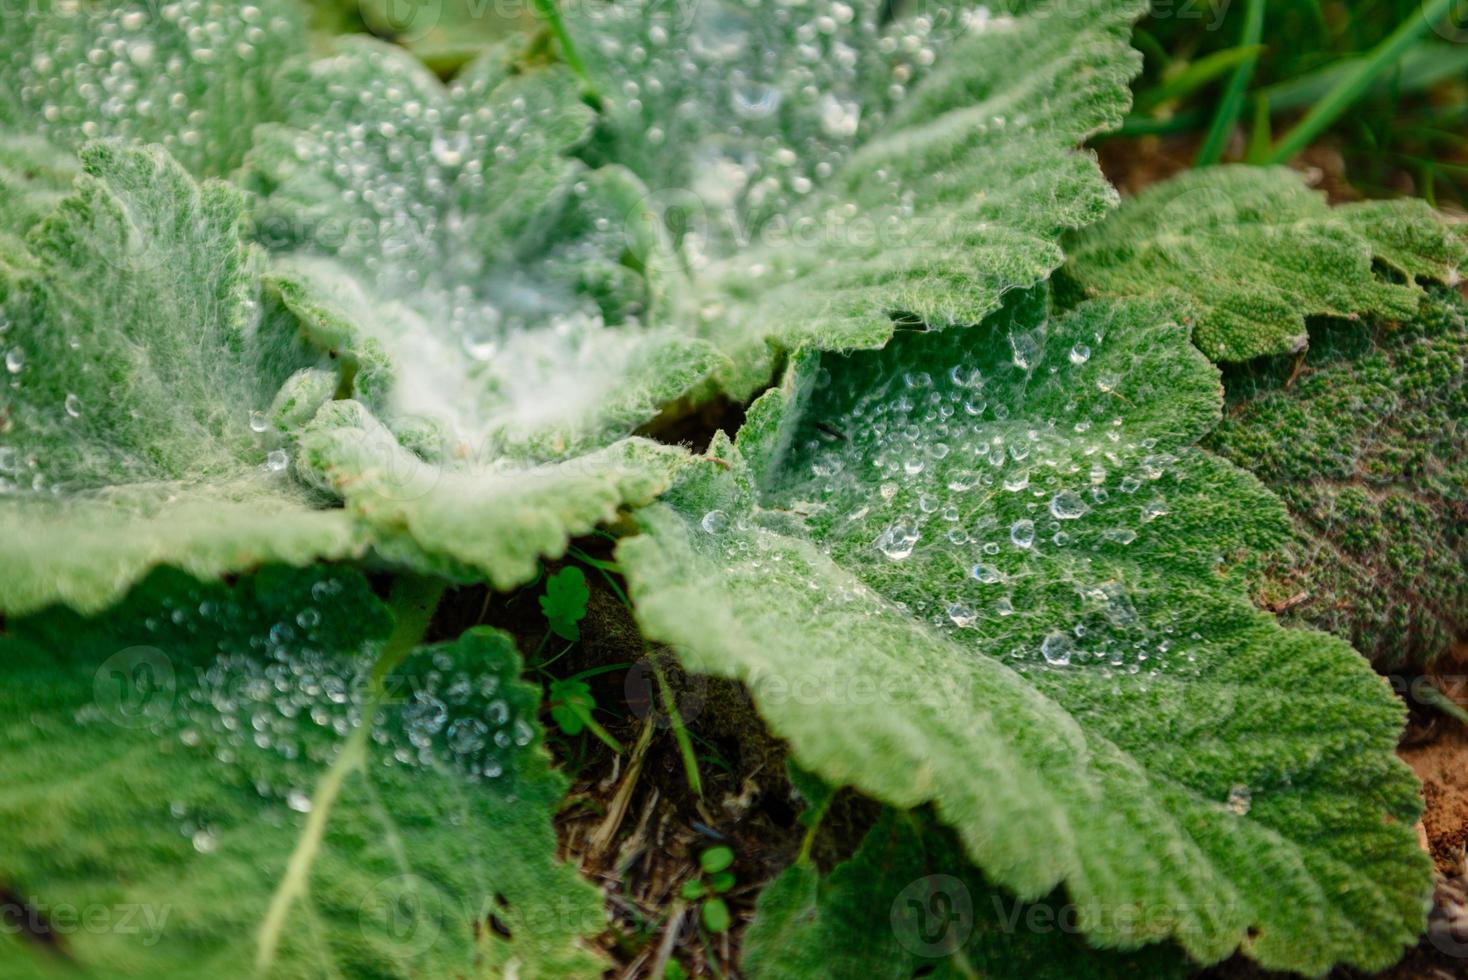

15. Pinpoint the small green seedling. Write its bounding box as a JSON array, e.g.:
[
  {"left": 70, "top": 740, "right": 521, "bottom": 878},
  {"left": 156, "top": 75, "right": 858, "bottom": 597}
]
[
  {"left": 540, "top": 566, "right": 589, "bottom": 641},
  {"left": 548, "top": 674, "right": 623, "bottom": 753},
  {"left": 681, "top": 845, "right": 736, "bottom": 933}
]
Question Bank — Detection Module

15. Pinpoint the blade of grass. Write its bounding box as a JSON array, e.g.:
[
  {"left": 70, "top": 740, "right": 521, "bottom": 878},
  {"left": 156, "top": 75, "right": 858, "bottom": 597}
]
[
  {"left": 1267, "top": 0, "right": 1462, "bottom": 163},
  {"left": 530, "top": 0, "right": 597, "bottom": 97},
  {"left": 650, "top": 655, "right": 703, "bottom": 797},
  {"left": 1134, "top": 45, "right": 1264, "bottom": 114},
  {"left": 1245, "top": 94, "right": 1272, "bottom": 164},
  {"left": 1197, "top": 0, "right": 1265, "bottom": 166}
]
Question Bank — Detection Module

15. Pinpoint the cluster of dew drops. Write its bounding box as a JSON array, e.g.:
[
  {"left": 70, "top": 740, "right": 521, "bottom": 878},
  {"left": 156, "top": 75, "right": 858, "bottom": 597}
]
[
  {"left": 5, "top": 2, "right": 293, "bottom": 170},
  {"left": 582, "top": 0, "right": 1004, "bottom": 263},
  {"left": 760, "top": 320, "right": 1216, "bottom": 680},
  {"left": 72, "top": 575, "right": 533, "bottom": 854},
  {"left": 271, "top": 43, "right": 639, "bottom": 397}
]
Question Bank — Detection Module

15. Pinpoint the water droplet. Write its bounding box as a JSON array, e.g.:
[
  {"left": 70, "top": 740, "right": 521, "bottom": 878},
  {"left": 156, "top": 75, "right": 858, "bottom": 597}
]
[
  {"left": 5, "top": 349, "right": 24, "bottom": 374},
  {"left": 1142, "top": 499, "right": 1169, "bottom": 522},
  {"left": 249, "top": 410, "right": 268, "bottom": 433},
  {"left": 447, "top": 718, "right": 488, "bottom": 754},
  {"left": 1104, "top": 528, "right": 1137, "bottom": 545},
  {"left": 946, "top": 603, "right": 977, "bottom": 628},
  {"left": 287, "top": 789, "right": 313, "bottom": 813},
  {"left": 192, "top": 829, "right": 218, "bottom": 853},
  {"left": 1068, "top": 344, "right": 1091, "bottom": 365},
  {"left": 1040, "top": 631, "right": 1074, "bottom": 666},
  {"left": 488, "top": 699, "right": 510, "bottom": 725},
  {"left": 818, "top": 92, "right": 861, "bottom": 137},
  {"left": 1225, "top": 784, "right": 1251, "bottom": 816},
  {"left": 296, "top": 608, "right": 321, "bottom": 629},
  {"left": 875, "top": 522, "right": 920, "bottom": 561},
  {"left": 1009, "top": 519, "right": 1035, "bottom": 549},
  {"left": 971, "top": 564, "right": 1004, "bottom": 585},
  {"left": 1009, "top": 332, "right": 1040, "bottom": 370},
  {"left": 64, "top": 393, "right": 82, "bottom": 417},
  {"left": 701, "top": 510, "right": 729, "bottom": 535},
  {"left": 264, "top": 449, "right": 289, "bottom": 472},
  {"left": 1049, "top": 491, "right": 1088, "bottom": 520}
]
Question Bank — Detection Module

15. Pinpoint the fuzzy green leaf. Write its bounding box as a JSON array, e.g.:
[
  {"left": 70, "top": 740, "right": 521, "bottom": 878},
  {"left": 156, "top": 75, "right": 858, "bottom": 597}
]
[
  {"left": 549, "top": 678, "right": 594, "bottom": 736},
  {"left": 0, "top": 142, "right": 363, "bottom": 616},
  {"left": 0, "top": 567, "right": 605, "bottom": 978},
  {"left": 744, "top": 810, "right": 1188, "bottom": 979},
  {"left": 1206, "top": 287, "right": 1468, "bottom": 667},
  {"left": 295, "top": 399, "right": 689, "bottom": 589},
  {"left": 542, "top": 567, "right": 590, "bottom": 641},
  {"left": 244, "top": 38, "right": 723, "bottom": 459},
  {"left": 1064, "top": 165, "right": 1467, "bottom": 361},
  {"left": 618, "top": 290, "right": 1429, "bottom": 974},
  {"left": 0, "top": 0, "right": 306, "bottom": 176},
  {"left": 568, "top": 0, "right": 1147, "bottom": 395}
]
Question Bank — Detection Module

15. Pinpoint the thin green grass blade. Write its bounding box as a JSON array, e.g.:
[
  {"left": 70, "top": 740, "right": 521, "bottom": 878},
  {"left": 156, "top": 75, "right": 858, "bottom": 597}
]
[
  {"left": 1267, "top": 0, "right": 1461, "bottom": 163},
  {"left": 1197, "top": 0, "right": 1265, "bottom": 165}
]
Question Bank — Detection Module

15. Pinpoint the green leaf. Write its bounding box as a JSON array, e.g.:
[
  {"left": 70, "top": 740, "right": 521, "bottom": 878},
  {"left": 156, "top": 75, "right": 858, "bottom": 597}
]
[
  {"left": 0, "top": 142, "right": 363, "bottom": 616},
  {"left": 549, "top": 678, "right": 595, "bottom": 736},
  {"left": 0, "top": 135, "right": 80, "bottom": 248},
  {"left": 744, "top": 810, "right": 1188, "bottom": 979},
  {"left": 0, "top": 567, "right": 606, "bottom": 978},
  {"left": 1205, "top": 287, "right": 1468, "bottom": 667},
  {"left": 700, "top": 846, "right": 735, "bottom": 875},
  {"left": 567, "top": 0, "right": 1148, "bottom": 396},
  {"left": 708, "top": 871, "right": 736, "bottom": 894},
  {"left": 296, "top": 399, "right": 690, "bottom": 590},
  {"left": 0, "top": 0, "right": 306, "bottom": 176},
  {"left": 680, "top": 880, "right": 707, "bottom": 901},
  {"left": 618, "top": 290, "right": 1430, "bottom": 974},
  {"left": 1064, "top": 165, "right": 1467, "bottom": 361},
  {"left": 701, "top": 897, "right": 732, "bottom": 933},
  {"left": 542, "top": 566, "right": 590, "bottom": 641},
  {"left": 1068, "top": 165, "right": 1468, "bottom": 665}
]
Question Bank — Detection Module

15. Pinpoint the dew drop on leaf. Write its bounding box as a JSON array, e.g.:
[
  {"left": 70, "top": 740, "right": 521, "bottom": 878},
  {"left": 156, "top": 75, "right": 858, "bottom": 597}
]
[
  {"left": 1040, "top": 631, "right": 1074, "bottom": 666},
  {"left": 1049, "top": 491, "right": 1088, "bottom": 520}
]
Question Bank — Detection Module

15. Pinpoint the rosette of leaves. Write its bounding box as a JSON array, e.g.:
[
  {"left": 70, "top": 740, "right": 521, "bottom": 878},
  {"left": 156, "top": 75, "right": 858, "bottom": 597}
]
[
  {"left": 241, "top": 35, "right": 720, "bottom": 588},
  {"left": 617, "top": 287, "right": 1431, "bottom": 974},
  {"left": 1066, "top": 165, "right": 1467, "bottom": 666},
  {"left": 238, "top": 0, "right": 1159, "bottom": 585}
]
